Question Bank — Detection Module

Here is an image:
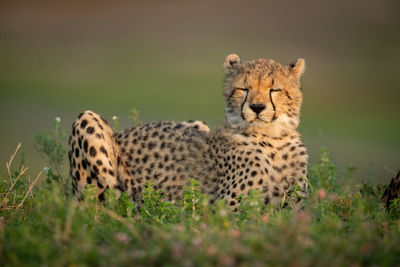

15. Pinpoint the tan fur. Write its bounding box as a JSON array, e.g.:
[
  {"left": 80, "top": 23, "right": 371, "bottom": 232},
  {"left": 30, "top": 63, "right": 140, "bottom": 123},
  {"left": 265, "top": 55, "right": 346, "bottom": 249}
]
[
  {"left": 69, "top": 114, "right": 215, "bottom": 203},
  {"left": 68, "top": 54, "right": 309, "bottom": 209}
]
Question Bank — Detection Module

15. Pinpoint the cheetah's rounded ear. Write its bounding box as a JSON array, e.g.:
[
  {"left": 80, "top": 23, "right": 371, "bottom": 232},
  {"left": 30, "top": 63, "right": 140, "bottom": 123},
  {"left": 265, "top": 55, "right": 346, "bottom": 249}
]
[
  {"left": 224, "top": 54, "right": 241, "bottom": 73},
  {"left": 289, "top": 58, "right": 306, "bottom": 78}
]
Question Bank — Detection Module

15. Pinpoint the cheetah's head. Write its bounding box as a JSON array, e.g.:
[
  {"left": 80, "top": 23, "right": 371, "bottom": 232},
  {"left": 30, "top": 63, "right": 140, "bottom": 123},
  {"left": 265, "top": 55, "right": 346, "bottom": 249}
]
[{"left": 223, "top": 54, "right": 305, "bottom": 136}]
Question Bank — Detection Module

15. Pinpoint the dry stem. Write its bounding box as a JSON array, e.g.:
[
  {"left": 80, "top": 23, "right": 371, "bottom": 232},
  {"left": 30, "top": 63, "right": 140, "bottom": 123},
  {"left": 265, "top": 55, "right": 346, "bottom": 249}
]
[
  {"left": 6, "top": 143, "right": 22, "bottom": 184},
  {"left": 15, "top": 170, "right": 43, "bottom": 210}
]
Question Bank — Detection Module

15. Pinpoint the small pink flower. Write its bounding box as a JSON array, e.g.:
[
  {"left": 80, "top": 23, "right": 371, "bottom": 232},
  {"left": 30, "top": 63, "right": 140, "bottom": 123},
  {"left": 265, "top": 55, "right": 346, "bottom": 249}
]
[
  {"left": 115, "top": 232, "right": 130, "bottom": 244},
  {"left": 218, "top": 255, "right": 235, "bottom": 266},
  {"left": 296, "top": 211, "right": 312, "bottom": 224},
  {"left": 328, "top": 193, "right": 337, "bottom": 201},
  {"left": 261, "top": 214, "right": 269, "bottom": 223},
  {"left": 230, "top": 229, "right": 240, "bottom": 238},
  {"left": 171, "top": 242, "right": 184, "bottom": 260},
  {"left": 318, "top": 189, "right": 327, "bottom": 200},
  {"left": 206, "top": 245, "right": 218, "bottom": 256},
  {"left": 361, "top": 243, "right": 372, "bottom": 255},
  {"left": 192, "top": 237, "right": 202, "bottom": 247},
  {"left": 129, "top": 249, "right": 145, "bottom": 259}
]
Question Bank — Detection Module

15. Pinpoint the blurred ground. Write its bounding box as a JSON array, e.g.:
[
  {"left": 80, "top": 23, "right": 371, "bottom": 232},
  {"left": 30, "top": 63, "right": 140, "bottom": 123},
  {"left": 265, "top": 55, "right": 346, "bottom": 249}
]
[{"left": 0, "top": 0, "right": 399, "bottom": 182}]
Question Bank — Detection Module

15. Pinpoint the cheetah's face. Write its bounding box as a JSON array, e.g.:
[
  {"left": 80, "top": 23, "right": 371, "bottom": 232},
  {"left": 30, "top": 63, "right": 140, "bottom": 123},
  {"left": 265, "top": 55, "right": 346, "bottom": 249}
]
[{"left": 223, "top": 54, "right": 305, "bottom": 131}]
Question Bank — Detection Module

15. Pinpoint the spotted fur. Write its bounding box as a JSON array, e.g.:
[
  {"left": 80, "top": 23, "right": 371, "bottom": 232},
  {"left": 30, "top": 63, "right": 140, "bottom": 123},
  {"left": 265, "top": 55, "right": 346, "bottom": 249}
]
[
  {"left": 69, "top": 112, "right": 214, "bottom": 204},
  {"left": 68, "top": 54, "right": 309, "bottom": 209},
  {"left": 382, "top": 171, "right": 400, "bottom": 210}
]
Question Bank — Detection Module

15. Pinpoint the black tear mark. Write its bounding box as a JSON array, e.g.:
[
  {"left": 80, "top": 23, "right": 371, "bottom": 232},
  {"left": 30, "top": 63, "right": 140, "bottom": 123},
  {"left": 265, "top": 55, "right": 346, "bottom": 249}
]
[
  {"left": 239, "top": 89, "right": 249, "bottom": 120},
  {"left": 269, "top": 89, "right": 281, "bottom": 121}
]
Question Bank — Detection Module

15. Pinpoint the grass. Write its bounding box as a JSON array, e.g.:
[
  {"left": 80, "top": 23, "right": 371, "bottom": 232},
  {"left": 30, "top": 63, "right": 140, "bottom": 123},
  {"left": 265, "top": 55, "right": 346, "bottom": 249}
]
[{"left": 0, "top": 119, "right": 399, "bottom": 266}]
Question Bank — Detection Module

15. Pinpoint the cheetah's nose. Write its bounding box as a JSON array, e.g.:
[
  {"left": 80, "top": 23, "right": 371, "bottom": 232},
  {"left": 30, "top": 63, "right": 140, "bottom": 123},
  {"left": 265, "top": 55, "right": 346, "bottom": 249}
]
[{"left": 249, "top": 104, "right": 266, "bottom": 114}]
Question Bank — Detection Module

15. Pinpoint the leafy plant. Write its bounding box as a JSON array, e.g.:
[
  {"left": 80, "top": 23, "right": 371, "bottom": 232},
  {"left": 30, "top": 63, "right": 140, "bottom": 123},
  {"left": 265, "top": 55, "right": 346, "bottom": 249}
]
[
  {"left": 33, "top": 117, "right": 68, "bottom": 194},
  {"left": 140, "top": 181, "right": 180, "bottom": 224},
  {"left": 129, "top": 107, "right": 142, "bottom": 126},
  {"left": 183, "top": 178, "right": 205, "bottom": 218}
]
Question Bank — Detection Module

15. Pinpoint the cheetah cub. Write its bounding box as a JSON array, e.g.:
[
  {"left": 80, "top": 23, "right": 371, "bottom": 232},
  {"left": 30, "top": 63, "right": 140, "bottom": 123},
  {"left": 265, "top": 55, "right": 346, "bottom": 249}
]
[
  {"left": 68, "top": 54, "right": 309, "bottom": 209},
  {"left": 213, "top": 54, "right": 308, "bottom": 209}
]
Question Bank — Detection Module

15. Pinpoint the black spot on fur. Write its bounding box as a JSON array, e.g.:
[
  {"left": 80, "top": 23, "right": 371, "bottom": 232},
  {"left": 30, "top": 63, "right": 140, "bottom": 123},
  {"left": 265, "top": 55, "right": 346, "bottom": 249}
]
[
  {"left": 148, "top": 142, "right": 157, "bottom": 150},
  {"left": 100, "top": 146, "right": 108, "bottom": 157},
  {"left": 82, "top": 160, "right": 87, "bottom": 169},
  {"left": 174, "top": 123, "right": 183, "bottom": 130},
  {"left": 83, "top": 140, "right": 88, "bottom": 153},
  {"left": 89, "top": 147, "right": 97, "bottom": 157},
  {"left": 80, "top": 120, "right": 88, "bottom": 129},
  {"left": 87, "top": 126, "right": 95, "bottom": 134},
  {"left": 98, "top": 192, "right": 105, "bottom": 201},
  {"left": 75, "top": 171, "right": 80, "bottom": 181},
  {"left": 93, "top": 165, "right": 99, "bottom": 175}
]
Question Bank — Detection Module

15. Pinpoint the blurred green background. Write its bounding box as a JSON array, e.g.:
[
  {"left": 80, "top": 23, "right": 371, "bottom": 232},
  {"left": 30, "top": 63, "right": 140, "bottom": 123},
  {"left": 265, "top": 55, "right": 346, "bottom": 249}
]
[{"left": 0, "top": 0, "right": 399, "bottom": 182}]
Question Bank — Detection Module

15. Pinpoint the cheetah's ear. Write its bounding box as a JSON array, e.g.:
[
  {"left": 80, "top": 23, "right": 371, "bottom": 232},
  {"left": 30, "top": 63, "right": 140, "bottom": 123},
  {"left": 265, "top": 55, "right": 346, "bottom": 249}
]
[
  {"left": 224, "top": 54, "right": 241, "bottom": 73},
  {"left": 289, "top": 58, "right": 306, "bottom": 78}
]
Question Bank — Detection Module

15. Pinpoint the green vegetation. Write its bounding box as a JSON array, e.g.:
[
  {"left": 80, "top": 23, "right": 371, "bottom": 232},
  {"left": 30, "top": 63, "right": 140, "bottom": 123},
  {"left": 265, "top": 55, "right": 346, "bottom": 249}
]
[
  {"left": 0, "top": 120, "right": 399, "bottom": 266},
  {"left": 33, "top": 117, "right": 69, "bottom": 195}
]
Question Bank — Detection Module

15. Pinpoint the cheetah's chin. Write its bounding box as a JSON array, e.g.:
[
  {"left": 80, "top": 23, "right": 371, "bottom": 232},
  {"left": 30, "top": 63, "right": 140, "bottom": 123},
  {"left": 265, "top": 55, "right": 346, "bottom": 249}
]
[{"left": 248, "top": 118, "right": 269, "bottom": 126}]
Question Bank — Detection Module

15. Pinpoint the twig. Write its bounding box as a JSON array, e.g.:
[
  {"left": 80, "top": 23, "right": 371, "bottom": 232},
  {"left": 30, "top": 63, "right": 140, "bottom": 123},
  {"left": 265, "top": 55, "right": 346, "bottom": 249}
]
[
  {"left": 1, "top": 206, "right": 19, "bottom": 210},
  {"left": 1, "top": 165, "right": 28, "bottom": 207},
  {"left": 28, "top": 175, "right": 34, "bottom": 198},
  {"left": 6, "top": 143, "right": 21, "bottom": 184},
  {"left": 15, "top": 170, "right": 43, "bottom": 210}
]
